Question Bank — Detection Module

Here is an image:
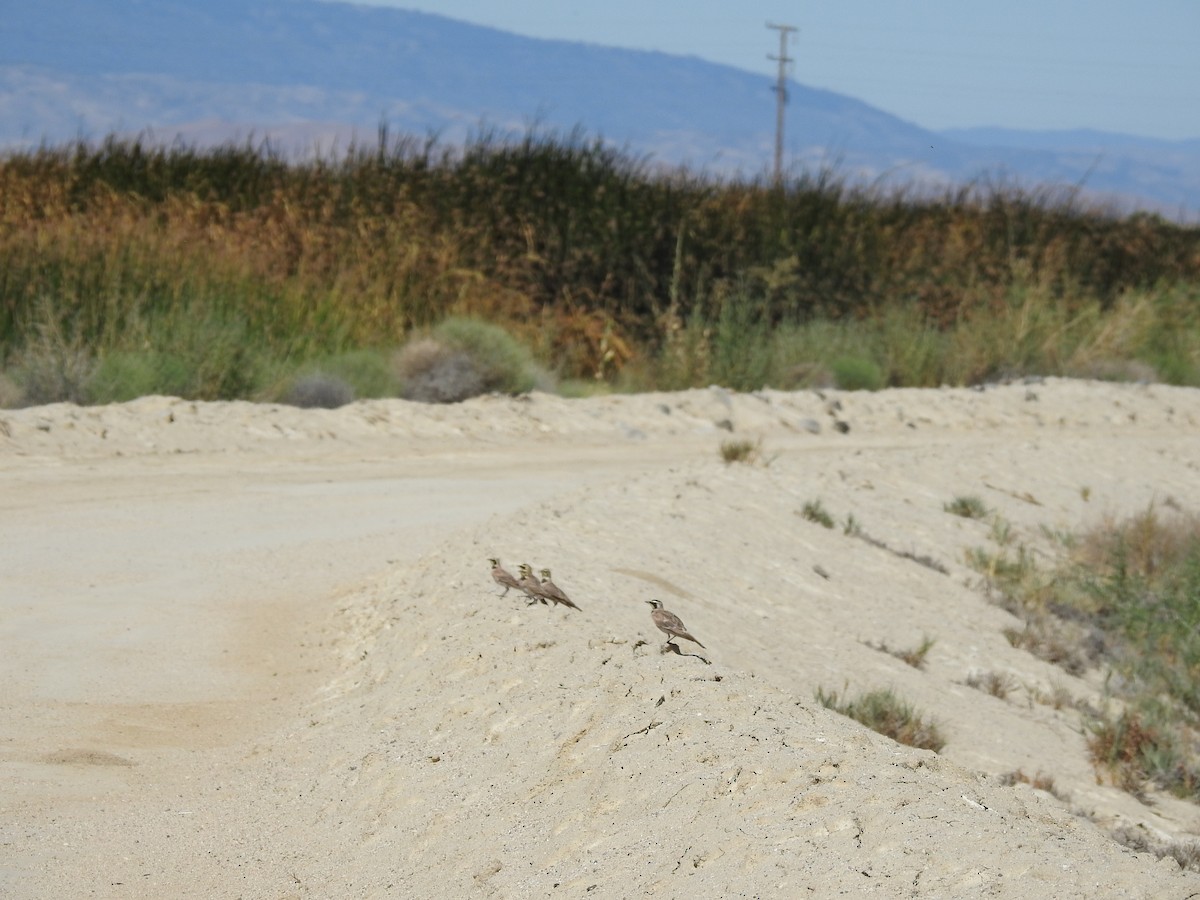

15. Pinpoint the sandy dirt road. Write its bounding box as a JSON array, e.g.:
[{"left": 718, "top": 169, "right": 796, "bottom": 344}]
[{"left": 0, "top": 434, "right": 712, "bottom": 887}]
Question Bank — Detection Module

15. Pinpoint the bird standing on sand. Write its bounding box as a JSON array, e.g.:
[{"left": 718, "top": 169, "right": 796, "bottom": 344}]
[
  {"left": 646, "top": 599, "right": 705, "bottom": 650},
  {"left": 538, "top": 568, "right": 581, "bottom": 611},
  {"left": 518, "top": 563, "right": 549, "bottom": 605},
  {"left": 489, "top": 558, "right": 522, "bottom": 597}
]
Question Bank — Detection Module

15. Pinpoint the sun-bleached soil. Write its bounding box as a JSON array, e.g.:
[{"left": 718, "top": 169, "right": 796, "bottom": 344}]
[{"left": 3, "top": 379, "right": 1200, "bottom": 898}]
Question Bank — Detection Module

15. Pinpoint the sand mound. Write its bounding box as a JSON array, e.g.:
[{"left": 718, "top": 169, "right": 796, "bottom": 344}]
[
  {"left": 263, "top": 425, "right": 1200, "bottom": 897},
  {"left": 4, "top": 377, "right": 1194, "bottom": 461},
  {"left": 5, "top": 379, "right": 1200, "bottom": 897}
]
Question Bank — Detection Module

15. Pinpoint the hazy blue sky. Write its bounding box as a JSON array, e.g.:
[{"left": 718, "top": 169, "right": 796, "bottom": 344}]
[{"left": 350, "top": 1, "right": 1199, "bottom": 141}]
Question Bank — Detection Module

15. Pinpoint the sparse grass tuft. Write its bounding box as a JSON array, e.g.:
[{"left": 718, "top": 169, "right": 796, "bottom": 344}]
[
  {"left": 1001, "top": 620, "right": 1093, "bottom": 676},
  {"left": 800, "top": 499, "right": 835, "bottom": 528},
  {"left": 966, "top": 542, "right": 1044, "bottom": 615},
  {"left": 1172, "top": 842, "right": 1200, "bottom": 872},
  {"left": 1028, "top": 682, "right": 1079, "bottom": 711},
  {"left": 816, "top": 685, "right": 946, "bottom": 752},
  {"left": 999, "top": 769, "right": 1069, "bottom": 802},
  {"left": 965, "top": 670, "right": 1015, "bottom": 699},
  {"left": 945, "top": 494, "right": 989, "bottom": 519},
  {"left": 989, "top": 514, "right": 1017, "bottom": 546},
  {"left": 867, "top": 635, "right": 936, "bottom": 670},
  {"left": 719, "top": 438, "right": 761, "bottom": 465},
  {"left": 1086, "top": 710, "right": 1162, "bottom": 796}
]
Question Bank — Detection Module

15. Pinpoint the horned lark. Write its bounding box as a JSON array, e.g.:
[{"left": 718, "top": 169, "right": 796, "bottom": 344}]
[
  {"left": 518, "top": 563, "right": 549, "bottom": 605},
  {"left": 489, "top": 558, "right": 522, "bottom": 597},
  {"left": 538, "top": 568, "right": 581, "bottom": 611},
  {"left": 646, "top": 599, "right": 705, "bottom": 649}
]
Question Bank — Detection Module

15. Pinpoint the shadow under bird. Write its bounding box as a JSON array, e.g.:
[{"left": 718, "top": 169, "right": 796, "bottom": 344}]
[
  {"left": 538, "top": 568, "right": 581, "bottom": 611},
  {"left": 489, "top": 558, "right": 523, "bottom": 597},
  {"left": 646, "top": 599, "right": 705, "bottom": 649}
]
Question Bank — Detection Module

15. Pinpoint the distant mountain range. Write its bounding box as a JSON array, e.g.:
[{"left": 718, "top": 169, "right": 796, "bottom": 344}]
[{"left": 3, "top": 0, "right": 1198, "bottom": 220}]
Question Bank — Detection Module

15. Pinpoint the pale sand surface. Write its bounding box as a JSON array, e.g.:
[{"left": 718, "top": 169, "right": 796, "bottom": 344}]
[{"left": 3, "top": 380, "right": 1200, "bottom": 897}]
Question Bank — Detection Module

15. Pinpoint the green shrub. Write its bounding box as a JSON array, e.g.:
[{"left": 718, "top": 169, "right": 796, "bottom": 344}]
[
  {"left": 396, "top": 337, "right": 487, "bottom": 403},
  {"left": 274, "top": 348, "right": 400, "bottom": 408},
  {"left": 436, "top": 321, "right": 540, "bottom": 393},
  {"left": 706, "top": 289, "right": 774, "bottom": 390},
  {"left": 830, "top": 354, "right": 885, "bottom": 391},
  {"left": 556, "top": 378, "right": 613, "bottom": 398},
  {"left": 180, "top": 315, "right": 268, "bottom": 400},
  {"left": 396, "top": 318, "right": 537, "bottom": 403},
  {"left": 306, "top": 349, "right": 399, "bottom": 399},
  {"left": 87, "top": 350, "right": 192, "bottom": 403},
  {"left": 433, "top": 317, "right": 538, "bottom": 394}
]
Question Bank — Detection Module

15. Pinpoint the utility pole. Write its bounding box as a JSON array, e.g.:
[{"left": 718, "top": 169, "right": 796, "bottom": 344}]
[{"left": 767, "top": 22, "right": 797, "bottom": 185}]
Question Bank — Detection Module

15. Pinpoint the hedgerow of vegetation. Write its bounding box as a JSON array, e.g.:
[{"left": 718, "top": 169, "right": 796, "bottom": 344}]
[{"left": 2, "top": 129, "right": 1199, "bottom": 404}]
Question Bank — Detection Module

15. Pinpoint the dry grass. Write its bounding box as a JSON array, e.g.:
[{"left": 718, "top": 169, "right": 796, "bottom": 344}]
[
  {"left": 965, "top": 670, "right": 1015, "bottom": 699},
  {"left": 999, "top": 769, "right": 1070, "bottom": 803},
  {"left": 1028, "top": 682, "right": 1081, "bottom": 712},
  {"left": 866, "top": 636, "right": 936, "bottom": 670},
  {"left": 719, "top": 438, "right": 762, "bottom": 465},
  {"left": 945, "top": 495, "right": 989, "bottom": 519},
  {"left": 1111, "top": 824, "right": 1200, "bottom": 873},
  {"left": 1002, "top": 621, "right": 1093, "bottom": 676},
  {"left": 799, "top": 498, "right": 834, "bottom": 528}
]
